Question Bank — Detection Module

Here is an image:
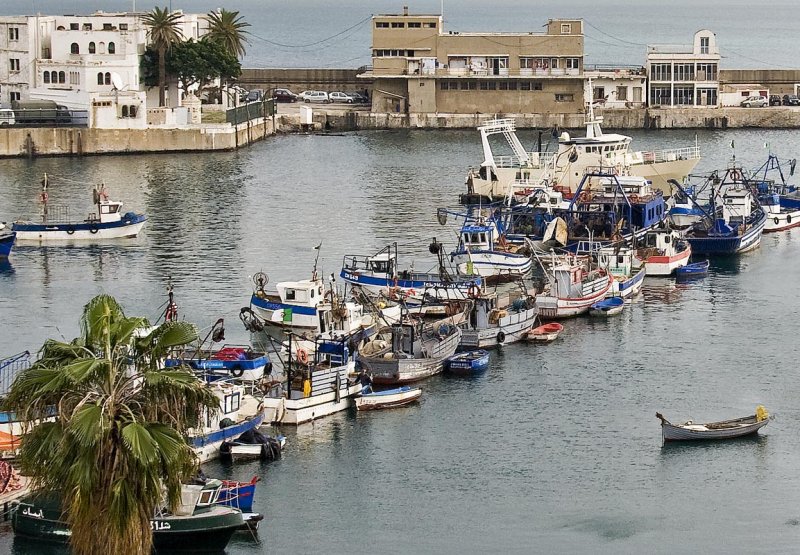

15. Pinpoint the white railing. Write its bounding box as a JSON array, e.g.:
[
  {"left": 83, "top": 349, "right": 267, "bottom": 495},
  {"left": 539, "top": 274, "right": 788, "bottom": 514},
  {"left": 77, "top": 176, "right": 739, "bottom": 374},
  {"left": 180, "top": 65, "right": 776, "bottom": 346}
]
[{"left": 634, "top": 146, "right": 701, "bottom": 165}]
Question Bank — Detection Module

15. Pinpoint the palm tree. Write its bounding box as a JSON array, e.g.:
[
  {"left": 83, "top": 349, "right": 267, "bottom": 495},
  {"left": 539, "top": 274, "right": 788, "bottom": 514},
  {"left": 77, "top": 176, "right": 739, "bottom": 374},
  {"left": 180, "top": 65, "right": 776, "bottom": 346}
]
[
  {"left": 142, "top": 7, "right": 183, "bottom": 107},
  {"left": 205, "top": 9, "right": 251, "bottom": 58},
  {"left": 5, "top": 295, "right": 218, "bottom": 555}
]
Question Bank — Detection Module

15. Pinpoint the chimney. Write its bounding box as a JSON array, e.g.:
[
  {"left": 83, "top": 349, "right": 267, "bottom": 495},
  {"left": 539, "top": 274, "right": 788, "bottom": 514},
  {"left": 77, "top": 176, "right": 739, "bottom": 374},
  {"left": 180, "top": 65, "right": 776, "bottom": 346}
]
[{"left": 403, "top": 6, "right": 409, "bottom": 15}]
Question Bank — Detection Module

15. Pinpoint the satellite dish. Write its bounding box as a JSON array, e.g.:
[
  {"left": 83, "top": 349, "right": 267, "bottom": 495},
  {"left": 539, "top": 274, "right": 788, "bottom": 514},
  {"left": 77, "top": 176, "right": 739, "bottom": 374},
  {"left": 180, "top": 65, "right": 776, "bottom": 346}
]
[{"left": 110, "top": 72, "right": 123, "bottom": 90}]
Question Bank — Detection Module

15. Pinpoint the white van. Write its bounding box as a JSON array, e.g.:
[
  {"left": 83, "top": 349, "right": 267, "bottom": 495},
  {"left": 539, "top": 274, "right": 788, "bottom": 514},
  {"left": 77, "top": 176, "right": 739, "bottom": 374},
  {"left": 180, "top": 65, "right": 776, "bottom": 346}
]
[{"left": 0, "top": 108, "right": 15, "bottom": 127}]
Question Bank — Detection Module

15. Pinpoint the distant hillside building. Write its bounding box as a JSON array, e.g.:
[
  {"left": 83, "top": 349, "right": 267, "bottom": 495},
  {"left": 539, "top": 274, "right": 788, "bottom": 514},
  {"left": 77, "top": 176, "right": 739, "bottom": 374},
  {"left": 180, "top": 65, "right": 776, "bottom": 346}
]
[
  {"left": 364, "top": 8, "right": 585, "bottom": 117},
  {"left": 646, "top": 30, "right": 720, "bottom": 108}
]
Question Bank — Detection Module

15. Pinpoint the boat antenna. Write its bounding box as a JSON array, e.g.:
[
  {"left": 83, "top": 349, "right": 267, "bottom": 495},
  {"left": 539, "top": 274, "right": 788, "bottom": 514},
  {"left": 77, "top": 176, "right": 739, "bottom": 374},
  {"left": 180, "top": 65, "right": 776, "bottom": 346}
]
[{"left": 312, "top": 241, "right": 323, "bottom": 280}]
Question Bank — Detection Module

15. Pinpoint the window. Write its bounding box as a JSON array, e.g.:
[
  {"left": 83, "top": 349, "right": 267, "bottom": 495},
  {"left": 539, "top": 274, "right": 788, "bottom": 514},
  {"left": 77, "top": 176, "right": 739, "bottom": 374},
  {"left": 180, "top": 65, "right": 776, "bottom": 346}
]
[
  {"left": 375, "top": 22, "right": 389, "bottom": 28},
  {"left": 9, "top": 59, "right": 20, "bottom": 72},
  {"left": 566, "top": 58, "right": 580, "bottom": 70},
  {"left": 70, "top": 71, "right": 79, "bottom": 85},
  {"left": 531, "top": 82, "right": 543, "bottom": 90},
  {"left": 71, "top": 42, "right": 79, "bottom": 54},
  {"left": 408, "top": 22, "right": 421, "bottom": 28},
  {"left": 440, "top": 80, "right": 451, "bottom": 90},
  {"left": 58, "top": 71, "right": 65, "bottom": 83},
  {"left": 99, "top": 42, "right": 106, "bottom": 54},
  {"left": 479, "top": 81, "right": 496, "bottom": 90},
  {"left": 119, "top": 23, "right": 128, "bottom": 31},
  {"left": 103, "top": 23, "right": 113, "bottom": 30},
  {"left": 89, "top": 42, "right": 96, "bottom": 54},
  {"left": 107, "top": 42, "right": 115, "bottom": 54},
  {"left": 561, "top": 23, "right": 572, "bottom": 34},
  {"left": 129, "top": 105, "right": 137, "bottom": 118},
  {"left": 460, "top": 80, "right": 476, "bottom": 90},
  {"left": 69, "top": 23, "right": 79, "bottom": 30},
  {"left": 285, "top": 289, "right": 296, "bottom": 300},
  {"left": 555, "top": 93, "right": 574, "bottom": 102},
  {"left": 121, "top": 105, "right": 129, "bottom": 117},
  {"left": 520, "top": 81, "right": 531, "bottom": 91},
  {"left": 674, "top": 86, "right": 694, "bottom": 105},
  {"left": 104, "top": 72, "right": 111, "bottom": 85},
  {"left": 425, "top": 22, "right": 436, "bottom": 28},
  {"left": 83, "top": 23, "right": 92, "bottom": 31},
  {"left": 97, "top": 72, "right": 104, "bottom": 85},
  {"left": 650, "top": 63, "right": 671, "bottom": 81},
  {"left": 391, "top": 22, "right": 404, "bottom": 28},
  {"left": 674, "top": 63, "right": 694, "bottom": 82},
  {"left": 700, "top": 36, "right": 709, "bottom": 54},
  {"left": 44, "top": 72, "right": 50, "bottom": 84},
  {"left": 50, "top": 71, "right": 57, "bottom": 83},
  {"left": 10, "top": 92, "right": 21, "bottom": 102},
  {"left": 696, "top": 63, "right": 717, "bottom": 81},
  {"left": 499, "top": 80, "right": 517, "bottom": 91},
  {"left": 616, "top": 86, "right": 627, "bottom": 101},
  {"left": 520, "top": 57, "right": 535, "bottom": 69},
  {"left": 697, "top": 87, "right": 717, "bottom": 106},
  {"left": 632, "top": 87, "right": 642, "bottom": 102},
  {"left": 9, "top": 28, "right": 19, "bottom": 41},
  {"left": 550, "top": 58, "right": 559, "bottom": 69},
  {"left": 649, "top": 86, "right": 672, "bottom": 106}
]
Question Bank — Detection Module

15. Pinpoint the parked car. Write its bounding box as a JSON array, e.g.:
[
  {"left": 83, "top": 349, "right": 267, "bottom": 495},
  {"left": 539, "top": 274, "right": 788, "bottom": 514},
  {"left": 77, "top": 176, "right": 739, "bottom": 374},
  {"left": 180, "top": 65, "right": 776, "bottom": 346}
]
[
  {"left": 302, "top": 91, "right": 330, "bottom": 104},
  {"left": 347, "top": 92, "right": 369, "bottom": 104},
  {"left": 272, "top": 88, "right": 298, "bottom": 103},
  {"left": 740, "top": 95, "right": 767, "bottom": 108},
  {"left": 783, "top": 94, "right": 800, "bottom": 106},
  {"left": 0, "top": 108, "right": 15, "bottom": 127},
  {"left": 769, "top": 95, "right": 782, "bottom": 106},
  {"left": 245, "top": 89, "right": 264, "bottom": 102},
  {"left": 328, "top": 91, "right": 352, "bottom": 103}
]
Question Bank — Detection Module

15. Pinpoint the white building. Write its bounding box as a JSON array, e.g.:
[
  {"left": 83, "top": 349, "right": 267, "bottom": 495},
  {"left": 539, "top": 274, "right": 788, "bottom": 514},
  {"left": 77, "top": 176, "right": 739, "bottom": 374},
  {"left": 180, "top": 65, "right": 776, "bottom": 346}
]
[
  {"left": 646, "top": 30, "right": 720, "bottom": 108},
  {"left": 0, "top": 16, "right": 36, "bottom": 105},
  {"left": 584, "top": 65, "right": 646, "bottom": 109}
]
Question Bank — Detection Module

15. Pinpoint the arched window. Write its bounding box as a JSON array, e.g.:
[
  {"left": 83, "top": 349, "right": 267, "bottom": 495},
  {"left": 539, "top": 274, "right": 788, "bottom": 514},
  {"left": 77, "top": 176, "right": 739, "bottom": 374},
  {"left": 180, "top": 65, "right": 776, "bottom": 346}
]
[
  {"left": 121, "top": 105, "right": 129, "bottom": 118},
  {"left": 70, "top": 42, "right": 79, "bottom": 54},
  {"left": 104, "top": 72, "right": 111, "bottom": 85},
  {"left": 129, "top": 105, "right": 137, "bottom": 118},
  {"left": 99, "top": 42, "right": 106, "bottom": 54},
  {"left": 43, "top": 72, "right": 50, "bottom": 84},
  {"left": 58, "top": 71, "right": 65, "bottom": 83},
  {"left": 88, "top": 42, "right": 96, "bottom": 54},
  {"left": 108, "top": 42, "right": 115, "bottom": 54},
  {"left": 97, "top": 72, "right": 104, "bottom": 85},
  {"left": 50, "top": 71, "right": 57, "bottom": 83}
]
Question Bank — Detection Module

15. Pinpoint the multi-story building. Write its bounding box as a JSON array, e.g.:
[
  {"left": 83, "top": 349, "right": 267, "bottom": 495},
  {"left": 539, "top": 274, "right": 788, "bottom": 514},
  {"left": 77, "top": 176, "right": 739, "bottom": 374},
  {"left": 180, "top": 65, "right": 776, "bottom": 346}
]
[
  {"left": 646, "top": 30, "right": 720, "bottom": 108},
  {"left": 365, "top": 9, "right": 585, "bottom": 117},
  {"left": 0, "top": 16, "right": 36, "bottom": 105},
  {"left": 584, "top": 65, "right": 647, "bottom": 109}
]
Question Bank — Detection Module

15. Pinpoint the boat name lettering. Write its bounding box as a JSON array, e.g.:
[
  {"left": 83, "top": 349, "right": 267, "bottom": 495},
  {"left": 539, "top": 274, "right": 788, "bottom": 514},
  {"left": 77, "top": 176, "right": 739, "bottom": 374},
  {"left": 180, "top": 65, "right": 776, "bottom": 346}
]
[
  {"left": 22, "top": 507, "right": 44, "bottom": 519},
  {"left": 151, "top": 521, "right": 171, "bottom": 531},
  {"left": 341, "top": 271, "right": 360, "bottom": 281}
]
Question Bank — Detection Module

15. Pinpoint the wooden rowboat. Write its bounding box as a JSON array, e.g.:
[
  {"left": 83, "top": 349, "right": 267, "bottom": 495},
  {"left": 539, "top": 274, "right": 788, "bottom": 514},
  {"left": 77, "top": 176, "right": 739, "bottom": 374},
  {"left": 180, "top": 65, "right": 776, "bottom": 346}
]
[
  {"left": 589, "top": 297, "right": 624, "bottom": 317},
  {"left": 526, "top": 322, "right": 564, "bottom": 342},
  {"left": 355, "top": 386, "right": 422, "bottom": 411},
  {"left": 446, "top": 350, "right": 489, "bottom": 375},
  {"left": 656, "top": 406, "right": 772, "bottom": 442}
]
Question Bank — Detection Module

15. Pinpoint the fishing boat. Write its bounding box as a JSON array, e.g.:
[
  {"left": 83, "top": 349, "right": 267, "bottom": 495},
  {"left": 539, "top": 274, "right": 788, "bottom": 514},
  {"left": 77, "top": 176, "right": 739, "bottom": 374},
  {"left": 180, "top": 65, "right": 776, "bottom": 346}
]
[
  {"left": 592, "top": 244, "right": 645, "bottom": 298},
  {"left": 635, "top": 227, "right": 691, "bottom": 276},
  {"left": 357, "top": 311, "right": 464, "bottom": 385},
  {"left": 446, "top": 350, "right": 490, "bottom": 375},
  {"left": 534, "top": 254, "right": 613, "bottom": 319},
  {"left": 460, "top": 106, "right": 700, "bottom": 203},
  {"left": 683, "top": 167, "right": 767, "bottom": 255},
  {"left": 752, "top": 154, "right": 800, "bottom": 232},
  {"left": 589, "top": 296, "right": 624, "bottom": 317},
  {"left": 675, "top": 260, "right": 709, "bottom": 279},
  {"left": 260, "top": 336, "right": 363, "bottom": 425},
  {"left": 526, "top": 322, "right": 563, "bottom": 342},
  {"left": 461, "top": 285, "right": 538, "bottom": 349},
  {"left": 355, "top": 385, "right": 422, "bottom": 410},
  {"left": 12, "top": 479, "right": 245, "bottom": 552},
  {"left": 340, "top": 242, "right": 482, "bottom": 304},
  {"left": 667, "top": 183, "right": 707, "bottom": 229},
  {"left": 0, "top": 224, "right": 14, "bottom": 258},
  {"left": 656, "top": 407, "right": 772, "bottom": 442},
  {"left": 220, "top": 429, "right": 286, "bottom": 463},
  {"left": 12, "top": 177, "right": 146, "bottom": 242}
]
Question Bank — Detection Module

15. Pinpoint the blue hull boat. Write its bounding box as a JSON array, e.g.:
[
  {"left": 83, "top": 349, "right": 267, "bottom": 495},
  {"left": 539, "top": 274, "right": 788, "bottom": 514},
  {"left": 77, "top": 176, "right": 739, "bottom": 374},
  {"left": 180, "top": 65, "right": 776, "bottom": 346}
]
[
  {"left": 676, "top": 260, "right": 709, "bottom": 279},
  {"left": 0, "top": 232, "right": 14, "bottom": 258},
  {"left": 589, "top": 296, "right": 624, "bottom": 317},
  {"left": 446, "top": 350, "right": 490, "bottom": 375},
  {"left": 165, "top": 346, "right": 272, "bottom": 382}
]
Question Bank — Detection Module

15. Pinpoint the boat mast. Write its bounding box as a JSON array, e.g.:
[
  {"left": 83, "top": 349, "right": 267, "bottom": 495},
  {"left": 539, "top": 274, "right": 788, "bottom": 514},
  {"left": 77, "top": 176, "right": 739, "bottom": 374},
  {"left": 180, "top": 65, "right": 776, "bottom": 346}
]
[{"left": 39, "top": 173, "right": 49, "bottom": 222}]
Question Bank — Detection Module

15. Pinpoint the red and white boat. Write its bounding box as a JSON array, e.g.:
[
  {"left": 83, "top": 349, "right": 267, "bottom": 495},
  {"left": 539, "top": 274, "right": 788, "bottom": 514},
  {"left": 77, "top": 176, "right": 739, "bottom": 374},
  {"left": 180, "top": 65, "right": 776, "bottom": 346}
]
[
  {"left": 636, "top": 228, "right": 691, "bottom": 276},
  {"left": 535, "top": 260, "right": 613, "bottom": 319},
  {"left": 526, "top": 322, "right": 564, "bottom": 342}
]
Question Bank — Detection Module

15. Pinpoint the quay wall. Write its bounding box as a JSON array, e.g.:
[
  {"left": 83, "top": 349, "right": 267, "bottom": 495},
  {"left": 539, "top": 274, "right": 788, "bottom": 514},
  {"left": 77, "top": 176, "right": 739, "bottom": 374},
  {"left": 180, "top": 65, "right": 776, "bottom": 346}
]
[{"left": 0, "top": 119, "right": 275, "bottom": 158}]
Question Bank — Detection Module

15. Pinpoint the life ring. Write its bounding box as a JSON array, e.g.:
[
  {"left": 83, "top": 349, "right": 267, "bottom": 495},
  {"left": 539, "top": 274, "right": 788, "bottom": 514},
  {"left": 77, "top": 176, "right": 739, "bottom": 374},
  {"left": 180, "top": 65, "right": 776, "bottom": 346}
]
[
  {"left": 66, "top": 227, "right": 75, "bottom": 235},
  {"left": 788, "top": 215, "right": 793, "bottom": 224},
  {"left": 89, "top": 225, "right": 99, "bottom": 234},
  {"left": 468, "top": 284, "right": 481, "bottom": 299},
  {"left": 296, "top": 348, "right": 309, "bottom": 365},
  {"left": 629, "top": 194, "right": 640, "bottom": 204},
  {"left": 774, "top": 217, "right": 780, "bottom": 225},
  {"left": 496, "top": 331, "right": 506, "bottom": 344},
  {"left": 230, "top": 365, "right": 245, "bottom": 378}
]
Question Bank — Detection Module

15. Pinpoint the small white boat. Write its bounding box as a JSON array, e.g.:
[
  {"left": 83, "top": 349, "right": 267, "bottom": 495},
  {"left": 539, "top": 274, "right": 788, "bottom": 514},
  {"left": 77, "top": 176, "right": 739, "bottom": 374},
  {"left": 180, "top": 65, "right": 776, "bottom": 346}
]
[
  {"left": 656, "top": 407, "right": 772, "bottom": 442},
  {"left": 589, "top": 296, "right": 624, "bottom": 317},
  {"left": 355, "top": 386, "right": 422, "bottom": 411},
  {"left": 229, "top": 436, "right": 287, "bottom": 462},
  {"left": 526, "top": 322, "right": 564, "bottom": 342}
]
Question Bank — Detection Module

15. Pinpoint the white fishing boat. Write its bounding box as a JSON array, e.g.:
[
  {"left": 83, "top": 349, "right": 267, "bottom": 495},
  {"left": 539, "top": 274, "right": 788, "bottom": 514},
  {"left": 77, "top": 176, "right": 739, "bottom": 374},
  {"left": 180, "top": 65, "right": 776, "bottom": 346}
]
[
  {"left": 355, "top": 385, "right": 422, "bottom": 411},
  {"left": 461, "top": 105, "right": 700, "bottom": 203},
  {"left": 461, "top": 286, "right": 538, "bottom": 348},
  {"left": 13, "top": 176, "right": 146, "bottom": 242},
  {"left": 656, "top": 407, "right": 772, "bottom": 442},
  {"left": 535, "top": 255, "right": 613, "bottom": 319},
  {"left": 593, "top": 245, "right": 645, "bottom": 298},
  {"left": 636, "top": 227, "right": 691, "bottom": 276},
  {"left": 260, "top": 337, "right": 363, "bottom": 425}
]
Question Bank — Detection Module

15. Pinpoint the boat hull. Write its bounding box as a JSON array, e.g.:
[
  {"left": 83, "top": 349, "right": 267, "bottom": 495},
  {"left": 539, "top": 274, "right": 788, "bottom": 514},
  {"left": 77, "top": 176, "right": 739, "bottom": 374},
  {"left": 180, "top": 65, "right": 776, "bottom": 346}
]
[
  {"left": 661, "top": 417, "right": 770, "bottom": 442},
  {"left": 446, "top": 350, "right": 489, "bottom": 375},
  {"left": 189, "top": 410, "right": 265, "bottom": 464},
  {"left": 763, "top": 209, "right": 800, "bottom": 232},
  {"left": 452, "top": 250, "right": 532, "bottom": 281},
  {"left": 686, "top": 212, "right": 766, "bottom": 255},
  {"left": 643, "top": 245, "right": 691, "bottom": 276},
  {"left": 339, "top": 269, "right": 480, "bottom": 303},
  {"left": 536, "top": 274, "right": 613, "bottom": 319},
  {"left": 527, "top": 323, "right": 564, "bottom": 342},
  {"left": 13, "top": 216, "right": 146, "bottom": 242},
  {"left": 610, "top": 267, "right": 645, "bottom": 298},
  {"left": 460, "top": 306, "right": 538, "bottom": 348},
  {"left": 0, "top": 233, "right": 14, "bottom": 257},
  {"left": 360, "top": 328, "right": 462, "bottom": 385},
  {"left": 355, "top": 386, "right": 422, "bottom": 410}
]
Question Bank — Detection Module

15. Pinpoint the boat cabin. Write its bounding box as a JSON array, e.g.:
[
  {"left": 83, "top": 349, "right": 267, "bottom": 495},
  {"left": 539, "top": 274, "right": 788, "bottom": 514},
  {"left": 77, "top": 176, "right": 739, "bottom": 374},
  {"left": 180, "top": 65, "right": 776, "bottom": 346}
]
[
  {"left": 275, "top": 280, "right": 324, "bottom": 308},
  {"left": 551, "top": 264, "right": 586, "bottom": 297},
  {"left": 459, "top": 224, "right": 495, "bottom": 252},
  {"left": 596, "top": 247, "right": 636, "bottom": 279},
  {"left": 94, "top": 200, "right": 125, "bottom": 224},
  {"left": 641, "top": 228, "right": 680, "bottom": 252},
  {"left": 721, "top": 187, "right": 753, "bottom": 224}
]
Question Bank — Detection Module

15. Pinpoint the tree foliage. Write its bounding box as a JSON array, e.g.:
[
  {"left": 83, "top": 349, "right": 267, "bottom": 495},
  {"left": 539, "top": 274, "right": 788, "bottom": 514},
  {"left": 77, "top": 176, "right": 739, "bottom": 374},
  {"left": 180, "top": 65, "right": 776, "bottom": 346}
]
[
  {"left": 205, "top": 9, "right": 251, "bottom": 58},
  {"left": 167, "top": 38, "right": 242, "bottom": 96},
  {"left": 5, "top": 295, "right": 219, "bottom": 555},
  {"left": 142, "top": 7, "right": 183, "bottom": 106}
]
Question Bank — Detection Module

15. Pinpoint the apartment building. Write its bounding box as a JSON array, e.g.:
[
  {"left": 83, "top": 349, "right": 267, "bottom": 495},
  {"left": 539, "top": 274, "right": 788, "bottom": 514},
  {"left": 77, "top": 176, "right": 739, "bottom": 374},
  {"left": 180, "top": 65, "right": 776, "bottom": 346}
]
[
  {"left": 584, "top": 65, "right": 646, "bottom": 109},
  {"left": 0, "top": 16, "right": 35, "bottom": 105},
  {"left": 646, "top": 30, "right": 720, "bottom": 108},
  {"left": 366, "top": 9, "right": 585, "bottom": 116}
]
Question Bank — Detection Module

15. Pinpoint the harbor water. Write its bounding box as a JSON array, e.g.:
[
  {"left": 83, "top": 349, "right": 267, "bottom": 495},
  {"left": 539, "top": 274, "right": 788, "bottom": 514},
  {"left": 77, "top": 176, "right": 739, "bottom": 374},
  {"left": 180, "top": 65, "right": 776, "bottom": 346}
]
[{"left": 2, "top": 127, "right": 800, "bottom": 552}]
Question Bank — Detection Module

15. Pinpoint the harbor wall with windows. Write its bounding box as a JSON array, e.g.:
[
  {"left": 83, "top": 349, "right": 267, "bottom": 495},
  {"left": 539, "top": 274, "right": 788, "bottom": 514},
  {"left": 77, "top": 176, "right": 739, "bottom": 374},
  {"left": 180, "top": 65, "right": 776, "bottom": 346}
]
[{"left": 0, "top": 118, "right": 275, "bottom": 158}]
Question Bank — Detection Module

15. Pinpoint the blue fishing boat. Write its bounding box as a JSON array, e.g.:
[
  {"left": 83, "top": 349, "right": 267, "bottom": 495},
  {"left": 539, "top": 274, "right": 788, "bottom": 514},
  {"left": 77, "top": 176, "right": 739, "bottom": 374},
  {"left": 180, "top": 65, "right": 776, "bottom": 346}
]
[
  {"left": 446, "top": 350, "right": 490, "bottom": 375},
  {"left": 0, "top": 225, "right": 14, "bottom": 258},
  {"left": 750, "top": 155, "right": 800, "bottom": 232},
  {"left": 676, "top": 260, "right": 709, "bottom": 279},
  {"left": 684, "top": 167, "right": 766, "bottom": 255},
  {"left": 589, "top": 296, "right": 624, "bottom": 317}
]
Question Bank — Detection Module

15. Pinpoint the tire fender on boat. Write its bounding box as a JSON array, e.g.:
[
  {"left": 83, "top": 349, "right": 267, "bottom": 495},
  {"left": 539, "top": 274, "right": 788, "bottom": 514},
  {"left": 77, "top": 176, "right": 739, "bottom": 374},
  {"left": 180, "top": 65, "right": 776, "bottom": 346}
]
[
  {"left": 788, "top": 215, "right": 793, "bottom": 224},
  {"left": 774, "top": 217, "right": 780, "bottom": 225},
  {"left": 496, "top": 331, "right": 506, "bottom": 344},
  {"left": 89, "top": 225, "right": 99, "bottom": 234},
  {"left": 230, "top": 365, "right": 244, "bottom": 378},
  {"left": 66, "top": 227, "right": 75, "bottom": 235}
]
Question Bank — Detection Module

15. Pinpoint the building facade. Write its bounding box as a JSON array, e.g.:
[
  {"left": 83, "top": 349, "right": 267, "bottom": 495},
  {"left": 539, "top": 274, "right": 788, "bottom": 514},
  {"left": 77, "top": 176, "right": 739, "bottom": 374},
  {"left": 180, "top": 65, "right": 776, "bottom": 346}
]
[
  {"left": 366, "top": 10, "right": 585, "bottom": 116},
  {"left": 0, "top": 16, "right": 36, "bottom": 105},
  {"left": 646, "top": 30, "right": 720, "bottom": 108},
  {"left": 584, "top": 65, "right": 646, "bottom": 109}
]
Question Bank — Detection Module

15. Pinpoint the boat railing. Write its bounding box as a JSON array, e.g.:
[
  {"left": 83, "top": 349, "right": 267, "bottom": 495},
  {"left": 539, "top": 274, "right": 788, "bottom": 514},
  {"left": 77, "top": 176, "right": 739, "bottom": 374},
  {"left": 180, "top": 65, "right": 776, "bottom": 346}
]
[
  {"left": 29, "top": 205, "right": 72, "bottom": 224},
  {"left": 493, "top": 151, "right": 550, "bottom": 169},
  {"left": 633, "top": 146, "right": 701, "bottom": 165},
  {"left": 0, "top": 351, "right": 30, "bottom": 397}
]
